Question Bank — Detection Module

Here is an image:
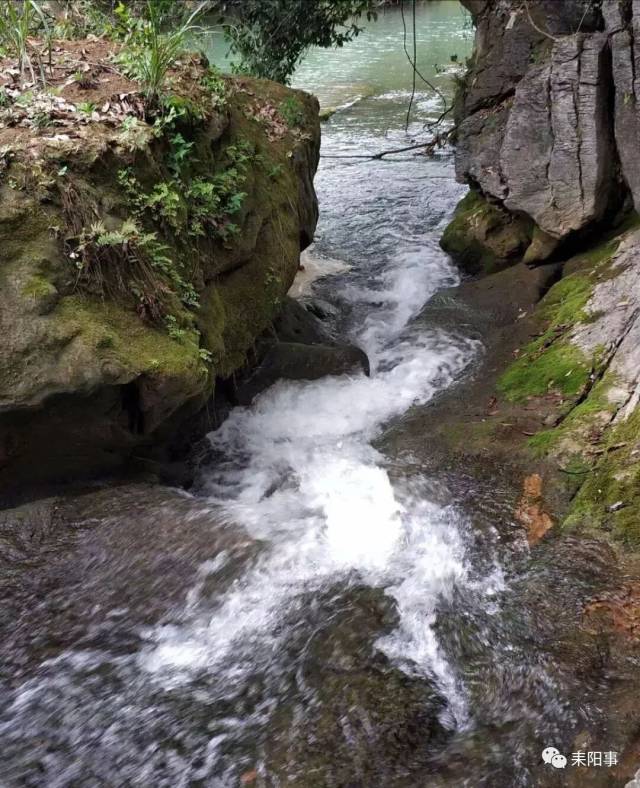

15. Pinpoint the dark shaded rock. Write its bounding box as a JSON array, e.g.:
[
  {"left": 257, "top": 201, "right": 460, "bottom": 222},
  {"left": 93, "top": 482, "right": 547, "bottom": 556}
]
[
  {"left": 264, "top": 586, "right": 449, "bottom": 786},
  {"left": 304, "top": 296, "right": 340, "bottom": 321},
  {"left": 272, "top": 294, "right": 337, "bottom": 345},
  {"left": 522, "top": 224, "right": 560, "bottom": 265},
  {"left": 606, "top": 0, "right": 640, "bottom": 213},
  {"left": 231, "top": 296, "right": 369, "bottom": 405},
  {"left": 234, "top": 341, "right": 369, "bottom": 405}
]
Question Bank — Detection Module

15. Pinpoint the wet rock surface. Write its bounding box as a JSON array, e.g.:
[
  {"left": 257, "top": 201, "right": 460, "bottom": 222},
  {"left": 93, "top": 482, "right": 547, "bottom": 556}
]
[
  {"left": 232, "top": 297, "right": 370, "bottom": 405},
  {"left": 377, "top": 255, "right": 640, "bottom": 785},
  {"left": 263, "top": 587, "right": 450, "bottom": 787},
  {"left": 0, "top": 484, "right": 257, "bottom": 684}
]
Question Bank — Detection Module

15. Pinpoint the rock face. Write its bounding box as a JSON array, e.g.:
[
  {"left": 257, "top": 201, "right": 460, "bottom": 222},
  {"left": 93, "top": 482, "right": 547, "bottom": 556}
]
[
  {"left": 501, "top": 32, "right": 614, "bottom": 238},
  {"left": 444, "top": 2, "right": 640, "bottom": 547},
  {"left": 0, "top": 46, "right": 320, "bottom": 497},
  {"left": 570, "top": 228, "right": 640, "bottom": 423},
  {"left": 606, "top": 0, "right": 640, "bottom": 211},
  {"left": 445, "top": 0, "right": 640, "bottom": 268}
]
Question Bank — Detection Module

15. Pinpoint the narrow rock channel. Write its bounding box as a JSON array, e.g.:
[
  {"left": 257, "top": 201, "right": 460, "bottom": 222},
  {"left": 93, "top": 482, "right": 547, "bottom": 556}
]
[{"left": 2, "top": 3, "right": 640, "bottom": 787}]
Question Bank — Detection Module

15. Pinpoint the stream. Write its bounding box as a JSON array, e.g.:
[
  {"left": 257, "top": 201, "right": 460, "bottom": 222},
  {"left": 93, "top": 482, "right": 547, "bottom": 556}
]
[{"left": 0, "top": 3, "right": 627, "bottom": 787}]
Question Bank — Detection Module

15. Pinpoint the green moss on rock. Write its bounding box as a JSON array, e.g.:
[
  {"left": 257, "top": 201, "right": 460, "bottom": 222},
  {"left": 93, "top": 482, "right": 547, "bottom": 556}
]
[
  {"left": 564, "top": 407, "right": 640, "bottom": 545},
  {"left": 56, "top": 296, "right": 203, "bottom": 381},
  {"left": 527, "top": 379, "right": 617, "bottom": 455},
  {"left": 21, "top": 275, "right": 57, "bottom": 300},
  {"left": 498, "top": 218, "right": 640, "bottom": 546},
  {"left": 440, "top": 189, "right": 534, "bottom": 276},
  {"left": 0, "top": 69, "right": 320, "bottom": 487},
  {"left": 499, "top": 340, "right": 591, "bottom": 402},
  {"left": 497, "top": 231, "right": 624, "bottom": 404}
]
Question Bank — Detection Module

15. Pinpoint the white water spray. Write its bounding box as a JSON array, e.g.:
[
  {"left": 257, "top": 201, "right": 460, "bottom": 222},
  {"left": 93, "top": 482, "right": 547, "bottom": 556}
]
[{"left": 141, "top": 240, "right": 495, "bottom": 728}]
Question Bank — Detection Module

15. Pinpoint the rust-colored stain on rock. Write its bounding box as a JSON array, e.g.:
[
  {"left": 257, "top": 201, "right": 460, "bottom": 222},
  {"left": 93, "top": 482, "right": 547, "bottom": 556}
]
[
  {"left": 515, "top": 473, "right": 554, "bottom": 546},
  {"left": 585, "top": 581, "right": 640, "bottom": 639}
]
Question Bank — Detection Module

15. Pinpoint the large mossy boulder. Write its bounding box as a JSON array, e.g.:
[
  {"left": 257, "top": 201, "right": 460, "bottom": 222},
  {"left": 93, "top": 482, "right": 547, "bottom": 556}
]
[{"left": 0, "top": 42, "right": 320, "bottom": 495}]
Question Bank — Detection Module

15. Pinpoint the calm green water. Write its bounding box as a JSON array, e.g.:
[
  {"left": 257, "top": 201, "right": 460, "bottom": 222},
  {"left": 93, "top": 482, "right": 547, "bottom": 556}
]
[
  {"left": 200, "top": 1, "right": 472, "bottom": 124},
  {"left": 292, "top": 0, "right": 472, "bottom": 112}
]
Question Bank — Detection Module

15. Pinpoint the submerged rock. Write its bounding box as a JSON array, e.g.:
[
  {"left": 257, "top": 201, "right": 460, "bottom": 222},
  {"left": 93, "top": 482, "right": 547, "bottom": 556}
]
[
  {"left": 264, "top": 586, "right": 449, "bottom": 786},
  {"left": 0, "top": 483, "right": 258, "bottom": 682},
  {"left": 232, "top": 297, "right": 369, "bottom": 405}
]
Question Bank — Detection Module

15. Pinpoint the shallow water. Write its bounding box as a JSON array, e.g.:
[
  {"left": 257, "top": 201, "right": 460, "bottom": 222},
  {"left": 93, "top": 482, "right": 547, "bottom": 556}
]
[{"left": 0, "top": 4, "right": 627, "bottom": 787}]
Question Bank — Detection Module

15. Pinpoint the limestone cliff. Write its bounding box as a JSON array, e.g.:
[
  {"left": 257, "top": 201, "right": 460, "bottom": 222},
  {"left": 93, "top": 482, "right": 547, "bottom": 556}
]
[
  {"left": 445, "top": 0, "right": 638, "bottom": 267},
  {"left": 0, "top": 42, "right": 320, "bottom": 495},
  {"left": 442, "top": 0, "right": 640, "bottom": 548}
]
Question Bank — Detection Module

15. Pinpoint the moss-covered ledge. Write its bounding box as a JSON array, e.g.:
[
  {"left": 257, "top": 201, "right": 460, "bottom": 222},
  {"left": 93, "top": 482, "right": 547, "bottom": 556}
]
[{"left": 434, "top": 214, "right": 640, "bottom": 548}]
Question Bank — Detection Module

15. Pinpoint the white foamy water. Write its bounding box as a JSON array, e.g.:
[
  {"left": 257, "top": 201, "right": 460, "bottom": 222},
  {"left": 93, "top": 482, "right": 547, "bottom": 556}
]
[{"left": 140, "top": 240, "right": 498, "bottom": 728}]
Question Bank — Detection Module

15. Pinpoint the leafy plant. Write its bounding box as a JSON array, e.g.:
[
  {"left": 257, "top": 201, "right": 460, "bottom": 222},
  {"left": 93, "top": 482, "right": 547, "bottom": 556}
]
[
  {"left": 162, "top": 93, "right": 205, "bottom": 122},
  {"left": 267, "top": 163, "right": 284, "bottom": 179},
  {"left": 118, "top": 137, "right": 251, "bottom": 242},
  {"left": 116, "top": 116, "right": 153, "bottom": 151},
  {"left": 200, "top": 65, "right": 227, "bottom": 108},
  {"left": 32, "top": 110, "right": 52, "bottom": 129},
  {"left": 224, "top": 0, "right": 376, "bottom": 84},
  {"left": 14, "top": 90, "right": 34, "bottom": 107},
  {"left": 63, "top": 190, "right": 197, "bottom": 322},
  {"left": 167, "top": 131, "right": 194, "bottom": 177},
  {"left": 145, "top": 181, "right": 184, "bottom": 230},
  {"left": 117, "top": 0, "right": 206, "bottom": 107},
  {"left": 0, "top": 0, "right": 50, "bottom": 85},
  {"left": 165, "top": 313, "right": 188, "bottom": 341},
  {"left": 184, "top": 141, "right": 251, "bottom": 238},
  {"left": 77, "top": 101, "right": 96, "bottom": 114}
]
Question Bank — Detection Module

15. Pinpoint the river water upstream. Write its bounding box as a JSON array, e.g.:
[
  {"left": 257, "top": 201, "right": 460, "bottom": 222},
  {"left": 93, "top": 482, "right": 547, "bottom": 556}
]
[{"left": 0, "top": 3, "right": 627, "bottom": 787}]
